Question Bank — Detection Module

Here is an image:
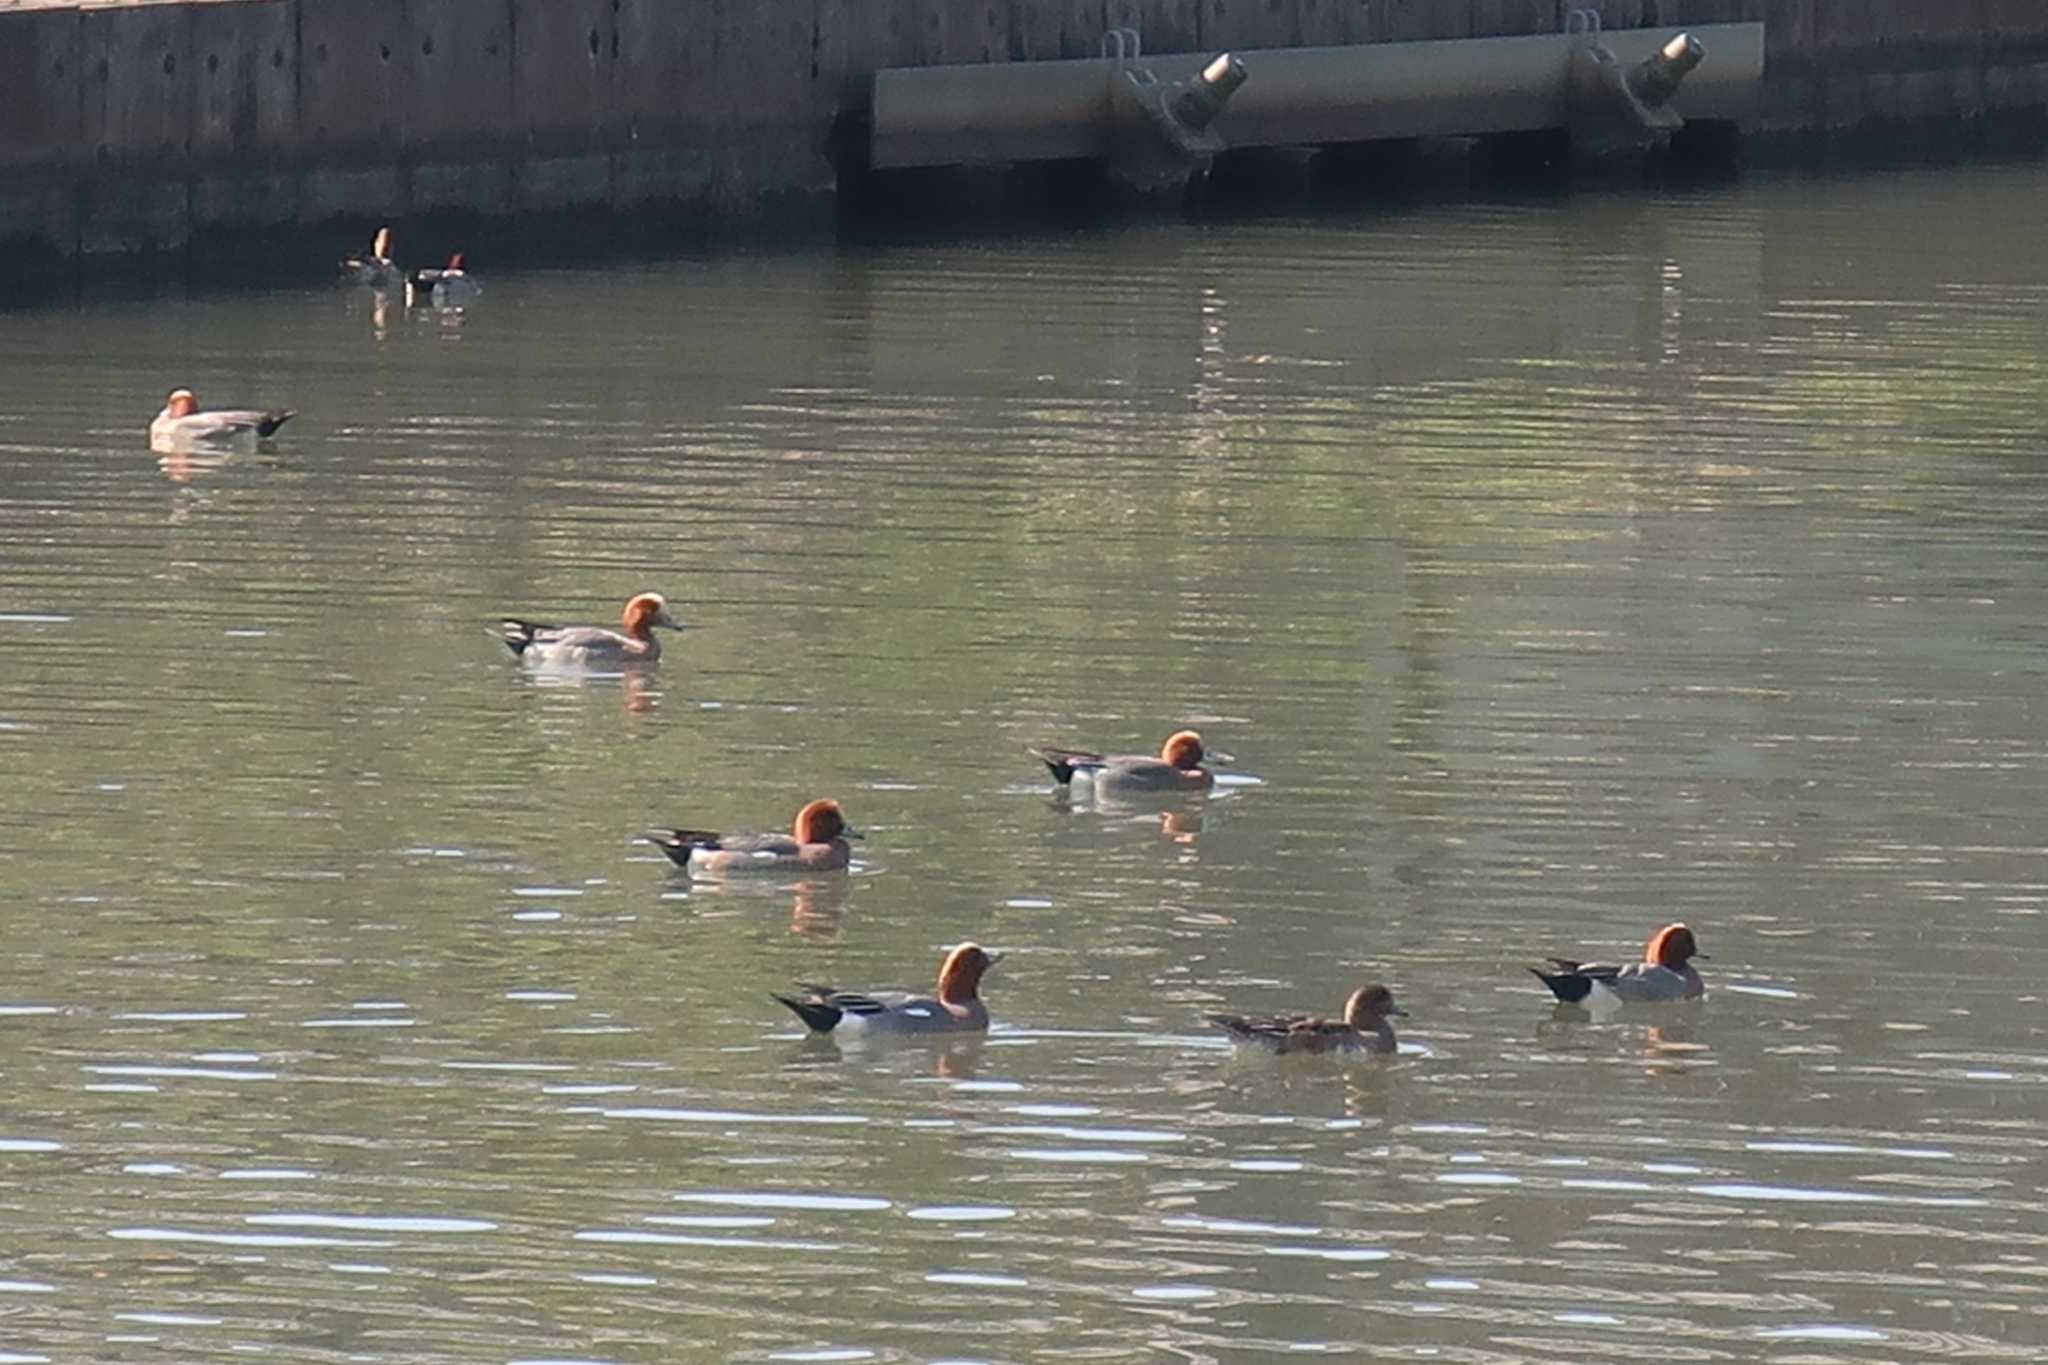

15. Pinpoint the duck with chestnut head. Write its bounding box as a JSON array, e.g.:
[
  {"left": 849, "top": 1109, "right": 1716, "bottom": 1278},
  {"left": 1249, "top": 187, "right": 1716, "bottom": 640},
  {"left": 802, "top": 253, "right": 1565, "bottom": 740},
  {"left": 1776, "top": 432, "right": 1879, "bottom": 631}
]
[
  {"left": 149, "top": 389, "right": 295, "bottom": 454},
  {"left": 1531, "top": 923, "right": 1708, "bottom": 1005},
  {"left": 1027, "top": 729, "right": 1231, "bottom": 796},
  {"left": 499, "top": 591, "right": 683, "bottom": 666},
  {"left": 648, "top": 799, "right": 860, "bottom": 875},
  {"left": 773, "top": 943, "right": 1002, "bottom": 1036},
  {"left": 407, "top": 251, "right": 480, "bottom": 309}
]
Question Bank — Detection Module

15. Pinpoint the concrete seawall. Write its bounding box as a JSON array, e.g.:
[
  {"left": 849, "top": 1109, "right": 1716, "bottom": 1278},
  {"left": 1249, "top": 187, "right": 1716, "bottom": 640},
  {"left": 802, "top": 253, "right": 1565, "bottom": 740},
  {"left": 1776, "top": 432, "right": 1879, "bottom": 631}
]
[{"left": 3, "top": 0, "right": 2046, "bottom": 263}]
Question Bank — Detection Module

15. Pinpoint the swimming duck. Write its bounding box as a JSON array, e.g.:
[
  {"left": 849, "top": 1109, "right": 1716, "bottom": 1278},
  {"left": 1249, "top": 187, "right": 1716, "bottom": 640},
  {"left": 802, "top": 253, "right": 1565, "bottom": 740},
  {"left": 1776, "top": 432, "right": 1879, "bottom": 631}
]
[
  {"left": 339, "top": 226, "right": 398, "bottom": 288},
  {"left": 773, "top": 943, "right": 1001, "bottom": 1036},
  {"left": 1531, "top": 922, "right": 1708, "bottom": 1005},
  {"left": 149, "top": 389, "right": 295, "bottom": 453},
  {"left": 1027, "top": 729, "right": 1230, "bottom": 796},
  {"left": 499, "top": 592, "right": 683, "bottom": 666},
  {"left": 407, "top": 252, "right": 480, "bottom": 309},
  {"left": 1209, "top": 983, "right": 1405, "bottom": 1056},
  {"left": 648, "top": 799, "right": 860, "bottom": 875}
]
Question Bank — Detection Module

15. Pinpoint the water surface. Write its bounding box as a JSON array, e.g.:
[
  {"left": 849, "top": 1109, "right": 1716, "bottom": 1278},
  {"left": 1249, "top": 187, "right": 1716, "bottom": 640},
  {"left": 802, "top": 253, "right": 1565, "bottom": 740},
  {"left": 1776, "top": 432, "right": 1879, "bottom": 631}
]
[{"left": 2, "top": 161, "right": 2046, "bottom": 1361}]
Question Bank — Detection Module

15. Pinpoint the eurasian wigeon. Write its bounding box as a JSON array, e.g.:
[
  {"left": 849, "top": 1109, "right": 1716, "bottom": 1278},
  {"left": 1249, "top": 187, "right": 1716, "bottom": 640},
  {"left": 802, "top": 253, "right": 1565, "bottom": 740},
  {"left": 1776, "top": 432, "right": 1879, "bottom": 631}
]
[
  {"left": 148, "top": 389, "right": 295, "bottom": 454},
  {"left": 773, "top": 942, "right": 1001, "bottom": 1036},
  {"left": 1209, "top": 984, "right": 1406, "bottom": 1056},
  {"left": 1027, "top": 729, "right": 1230, "bottom": 796},
  {"left": 499, "top": 592, "right": 683, "bottom": 666},
  {"left": 407, "top": 252, "right": 480, "bottom": 309},
  {"left": 647, "top": 798, "right": 860, "bottom": 875},
  {"left": 339, "top": 226, "right": 398, "bottom": 288},
  {"left": 1531, "top": 922, "right": 1708, "bottom": 1005}
]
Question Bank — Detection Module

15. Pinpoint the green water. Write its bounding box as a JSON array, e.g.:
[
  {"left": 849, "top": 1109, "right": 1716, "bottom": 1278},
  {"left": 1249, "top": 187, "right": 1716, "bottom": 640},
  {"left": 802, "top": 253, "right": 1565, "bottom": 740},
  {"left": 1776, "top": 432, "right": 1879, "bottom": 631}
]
[{"left": 1, "top": 161, "right": 2045, "bottom": 1362}]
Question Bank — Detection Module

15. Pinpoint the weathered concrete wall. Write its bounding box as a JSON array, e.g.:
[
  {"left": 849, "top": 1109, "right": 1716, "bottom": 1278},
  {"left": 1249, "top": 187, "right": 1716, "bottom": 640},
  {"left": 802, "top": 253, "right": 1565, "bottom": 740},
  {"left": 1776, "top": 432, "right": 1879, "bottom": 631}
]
[
  {"left": 0, "top": 0, "right": 853, "bottom": 257},
  {"left": 2, "top": 0, "right": 2046, "bottom": 261},
  {"left": 1759, "top": 0, "right": 2048, "bottom": 146}
]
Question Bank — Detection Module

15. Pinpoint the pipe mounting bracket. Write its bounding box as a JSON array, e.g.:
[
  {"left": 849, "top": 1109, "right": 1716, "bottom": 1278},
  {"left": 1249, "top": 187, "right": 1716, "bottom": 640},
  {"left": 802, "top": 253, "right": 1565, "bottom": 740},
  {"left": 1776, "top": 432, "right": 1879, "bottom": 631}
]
[{"left": 1567, "top": 29, "right": 1707, "bottom": 157}]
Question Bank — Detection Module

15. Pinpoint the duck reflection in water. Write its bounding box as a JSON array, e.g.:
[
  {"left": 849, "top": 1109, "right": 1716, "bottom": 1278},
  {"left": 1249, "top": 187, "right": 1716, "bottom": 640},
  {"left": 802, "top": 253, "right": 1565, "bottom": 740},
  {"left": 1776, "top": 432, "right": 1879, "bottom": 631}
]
[
  {"left": 524, "top": 665, "right": 662, "bottom": 727},
  {"left": 1046, "top": 788, "right": 1211, "bottom": 845},
  {"left": 781, "top": 1028, "right": 989, "bottom": 1081},
  {"left": 676, "top": 875, "right": 850, "bottom": 943},
  {"left": 1205, "top": 1049, "right": 1402, "bottom": 1122},
  {"left": 621, "top": 669, "right": 658, "bottom": 716},
  {"left": 786, "top": 879, "right": 849, "bottom": 941},
  {"left": 1530, "top": 1008, "right": 1712, "bottom": 1078},
  {"left": 1637, "top": 1022, "right": 1711, "bottom": 1076},
  {"left": 158, "top": 446, "right": 234, "bottom": 486}
]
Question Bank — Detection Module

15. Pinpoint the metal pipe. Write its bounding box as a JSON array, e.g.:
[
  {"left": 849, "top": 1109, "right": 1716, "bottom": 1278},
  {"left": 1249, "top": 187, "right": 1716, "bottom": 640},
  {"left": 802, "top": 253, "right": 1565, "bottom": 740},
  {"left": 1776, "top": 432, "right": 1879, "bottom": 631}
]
[
  {"left": 870, "top": 23, "right": 1762, "bottom": 171},
  {"left": 1632, "top": 32, "right": 1705, "bottom": 108},
  {"left": 1172, "top": 53, "right": 1250, "bottom": 133}
]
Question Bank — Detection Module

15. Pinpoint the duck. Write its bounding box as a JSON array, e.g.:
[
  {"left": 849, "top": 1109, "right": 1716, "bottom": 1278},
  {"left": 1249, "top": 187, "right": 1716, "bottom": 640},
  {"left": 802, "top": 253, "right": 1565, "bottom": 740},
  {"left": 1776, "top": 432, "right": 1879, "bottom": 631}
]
[
  {"left": 407, "top": 252, "right": 480, "bottom": 309},
  {"left": 338, "top": 226, "right": 398, "bottom": 288},
  {"left": 1530, "top": 922, "right": 1708, "bottom": 1005},
  {"left": 148, "top": 389, "right": 295, "bottom": 454},
  {"left": 647, "top": 799, "right": 860, "bottom": 875},
  {"left": 499, "top": 592, "right": 683, "bottom": 666},
  {"left": 1027, "top": 729, "right": 1230, "bottom": 796},
  {"left": 772, "top": 943, "right": 1001, "bottom": 1036},
  {"left": 1208, "top": 983, "right": 1406, "bottom": 1056}
]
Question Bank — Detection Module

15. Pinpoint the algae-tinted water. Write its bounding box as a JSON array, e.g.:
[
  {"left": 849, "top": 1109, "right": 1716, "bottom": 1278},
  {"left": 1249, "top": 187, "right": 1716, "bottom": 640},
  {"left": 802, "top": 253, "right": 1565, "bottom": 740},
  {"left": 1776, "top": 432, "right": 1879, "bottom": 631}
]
[{"left": 1, "top": 162, "right": 2045, "bottom": 1361}]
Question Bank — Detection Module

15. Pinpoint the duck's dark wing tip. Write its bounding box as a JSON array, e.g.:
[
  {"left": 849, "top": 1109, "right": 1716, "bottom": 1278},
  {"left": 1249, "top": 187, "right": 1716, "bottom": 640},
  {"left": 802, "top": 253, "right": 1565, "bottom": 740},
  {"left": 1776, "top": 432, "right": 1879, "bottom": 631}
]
[
  {"left": 1027, "top": 746, "right": 1100, "bottom": 785},
  {"left": 772, "top": 991, "right": 842, "bottom": 1033},
  {"left": 1529, "top": 967, "right": 1593, "bottom": 1003},
  {"left": 258, "top": 410, "right": 296, "bottom": 438},
  {"left": 646, "top": 829, "right": 721, "bottom": 866},
  {"left": 497, "top": 619, "right": 542, "bottom": 655},
  {"left": 1206, "top": 1013, "right": 1256, "bottom": 1040}
]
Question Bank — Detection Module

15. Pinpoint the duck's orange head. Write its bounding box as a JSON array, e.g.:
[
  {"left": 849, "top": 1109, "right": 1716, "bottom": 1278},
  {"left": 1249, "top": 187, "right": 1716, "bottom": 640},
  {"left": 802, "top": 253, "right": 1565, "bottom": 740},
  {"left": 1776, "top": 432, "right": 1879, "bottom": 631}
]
[
  {"left": 1161, "top": 730, "right": 1209, "bottom": 770},
  {"left": 936, "top": 942, "right": 1002, "bottom": 1004},
  {"left": 1645, "top": 923, "right": 1705, "bottom": 969},
  {"left": 372, "top": 226, "right": 392, "bottom": 259},
  {"left": 621, "top": 592, "right": 681, "bottom": 636},
  {"left": 165, "top": 388, "right": 198, "bottom": 418},
  {"left": 793, "top": 798, "right": 857, "bottom": 845},
  {"left": 1344, "top": 983, "right": 1406, "bottom": 1027}
]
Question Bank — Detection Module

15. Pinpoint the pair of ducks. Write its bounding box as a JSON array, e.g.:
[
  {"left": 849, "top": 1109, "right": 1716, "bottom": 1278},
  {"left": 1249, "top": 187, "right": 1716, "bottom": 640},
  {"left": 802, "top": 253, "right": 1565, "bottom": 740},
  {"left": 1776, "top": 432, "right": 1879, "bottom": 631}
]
[
  {"left": 339, "top": 226, "right": 482, "bottom": 308},
  {"left": 765, "top": 923, "right": 1707, "bottom": 1050},
  {"left": 491, "top": 596, "right": 1229, "bottom": 801},
  {"left": 1228, "top": 922, "right": 1706, "bottom": 1054},
  {"left": 625, "top": 724, "right": 1226, "bottom": 879}
]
